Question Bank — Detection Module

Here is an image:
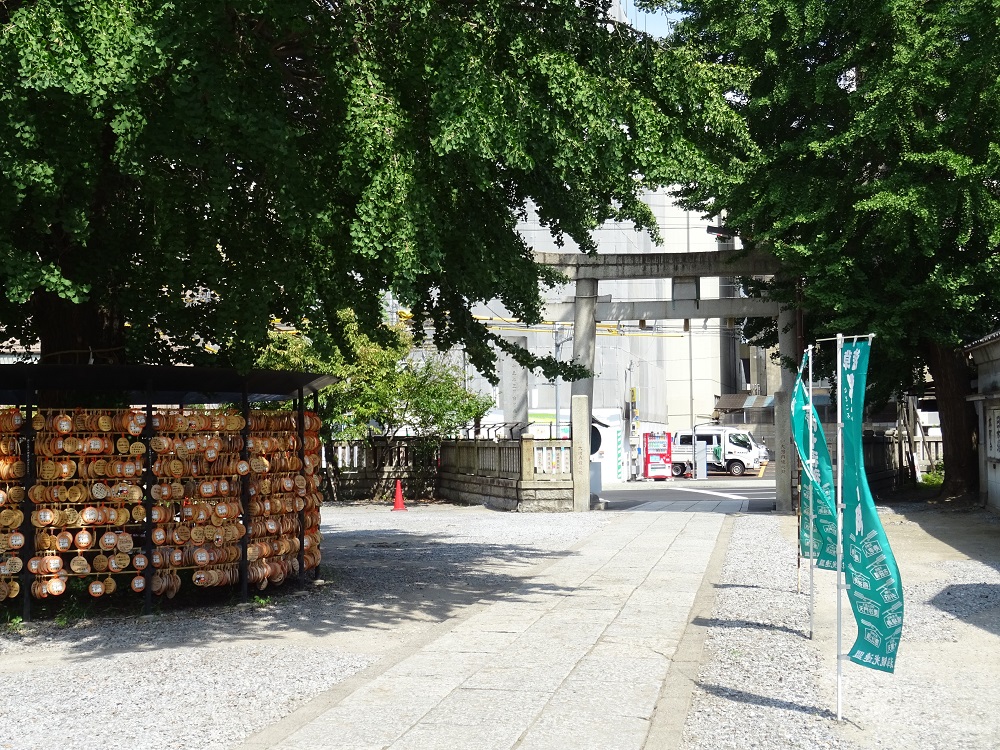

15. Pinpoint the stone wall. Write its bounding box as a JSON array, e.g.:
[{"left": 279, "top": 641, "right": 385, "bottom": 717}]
[
  {"left": 437, "top": 471, "right": 574, "bottom": 512},
  {"left": 332, "top": 436, "right": 578, "bottom": 511}
]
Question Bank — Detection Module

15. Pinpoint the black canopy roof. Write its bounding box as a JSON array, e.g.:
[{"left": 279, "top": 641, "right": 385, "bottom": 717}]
[{"left": 0, "top": 364, "right": 336, "bottom": 406}]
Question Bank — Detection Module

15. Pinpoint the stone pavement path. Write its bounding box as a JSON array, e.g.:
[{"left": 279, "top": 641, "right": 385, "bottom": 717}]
[{"left": 237, "top": 511, "right": 727, "bottom": 750}]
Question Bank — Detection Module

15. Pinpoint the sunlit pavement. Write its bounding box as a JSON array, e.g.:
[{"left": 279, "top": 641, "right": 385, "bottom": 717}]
[{"left": 598, "top": 469, "right": 777, "bottom": 513}]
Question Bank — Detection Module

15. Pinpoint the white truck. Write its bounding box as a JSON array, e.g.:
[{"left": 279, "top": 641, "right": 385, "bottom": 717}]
[{"left": 670, "top": 426, "right": 765, "bottom": 477}]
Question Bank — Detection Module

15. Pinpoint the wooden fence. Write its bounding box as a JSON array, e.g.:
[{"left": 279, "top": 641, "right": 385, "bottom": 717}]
[
  {"left": 796, "top": 433, "right": 944, "bottom": 495},
  {"left": 330, "top": 439, "right": 437, "bottom": 474}
]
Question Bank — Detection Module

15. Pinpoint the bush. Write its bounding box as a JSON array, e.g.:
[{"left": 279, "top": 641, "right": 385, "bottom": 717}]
[{"left": 921, "top": 462, "right": 945, "bottom": 487}]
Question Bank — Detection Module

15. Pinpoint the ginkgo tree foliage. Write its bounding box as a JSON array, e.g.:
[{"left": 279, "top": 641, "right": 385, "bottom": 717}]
[
  {"left": 0, "top": 0, "right": 748, "bottom": 379},
  {"left": 257, "top": 312, "right": 493, "bottom": 499},
  {"left": 666, "top": 0, "right": 1000, "bottom": 495},
  {"left": 256, "top": 312, "right": 493, "bottom": 443}
]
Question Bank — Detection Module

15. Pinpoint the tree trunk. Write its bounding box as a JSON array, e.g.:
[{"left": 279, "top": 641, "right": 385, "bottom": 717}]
[
  {"left": 31, "top": 291, "right": 127, "bottom": 407},
  {"left": 31, "top": 129, "right": 127, "bottom": 370},
  {"left": 32, "top": 292, "right": 126, "bottom": 365},
  {"left": 922, "top": 339, "right": 978, "bottom": 497}
]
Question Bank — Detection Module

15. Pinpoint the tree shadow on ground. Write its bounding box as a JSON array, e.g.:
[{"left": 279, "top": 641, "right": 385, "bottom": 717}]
[
  {"left": 928, "top": 584, "right": 1000, "bottom": 637},
  {"left": 0, "top": 525, "right": 578, "bottom": 659},
  {"left": 697, "top": 682, "right": 837, "bottom": 719},
  {"left": 691, "top": 616, "right": 808, "bottom": 639},
  {"left": 876, "top": 498, "right": 1000, "bottom": 635}
]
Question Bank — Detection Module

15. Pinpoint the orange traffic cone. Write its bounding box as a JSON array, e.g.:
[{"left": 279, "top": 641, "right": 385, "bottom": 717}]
[{"left": 391, "top": 479, "right": 407, "bottom": 511}]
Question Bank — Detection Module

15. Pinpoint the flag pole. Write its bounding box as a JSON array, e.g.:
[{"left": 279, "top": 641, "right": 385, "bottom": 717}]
[
  {"left": 794, "top": 354, "right": 806, "bottom": 595},
  {"left": 808, "top": 344, "right": 816, "bottom": 640},
  {"left": 796, "top": 399, "right": 802, "bottom": 594},
  {"left": 836, "top": 333, "right": 845, "bottom": 721},
  {"left": 797, "top": 519, "right": 802, "bottom": 592}
]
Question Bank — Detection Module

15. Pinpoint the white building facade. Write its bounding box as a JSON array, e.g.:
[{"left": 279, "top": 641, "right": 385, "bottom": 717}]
[{"left": 468, "top": 190, "right": 772, "bottom": 483}]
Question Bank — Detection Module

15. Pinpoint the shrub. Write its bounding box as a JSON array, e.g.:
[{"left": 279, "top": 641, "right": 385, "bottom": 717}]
[{"left": 921, "top": 462, "right": 945, "bottom": 487}]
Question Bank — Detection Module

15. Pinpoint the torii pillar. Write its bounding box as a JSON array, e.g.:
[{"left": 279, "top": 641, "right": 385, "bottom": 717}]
[
  {"left": 569, "top": 278, "right": 598, "bottom": 414},
  {"left": 773, "top": 306, "right": 797, "bottom": 513}
]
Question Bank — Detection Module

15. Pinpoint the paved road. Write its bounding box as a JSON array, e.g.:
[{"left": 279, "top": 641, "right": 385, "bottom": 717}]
[{"left": 599, "top": 477, "right": 777, "bottom": 513}]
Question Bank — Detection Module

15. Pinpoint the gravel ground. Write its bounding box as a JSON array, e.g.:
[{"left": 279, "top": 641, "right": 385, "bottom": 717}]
[
  {"left": 681, "top": 514, "right": 852, "bottom": 750},
  {"left": 682, "top": 506, "right": 1000, "bottom": 750},
  {"left": 903, "top": 557, "right": 1000, "bottom": 642},
  {"left": 0, "top": 503, "right": 611, "bottom": 750},
  {"left": 3, "top": 500, "right": 996, "bottom": 750}
]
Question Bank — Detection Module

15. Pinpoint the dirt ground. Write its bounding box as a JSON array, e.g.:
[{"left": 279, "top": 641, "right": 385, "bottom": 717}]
[{"left": 809, "top": 495, "right": 1000, "bottom": 749}]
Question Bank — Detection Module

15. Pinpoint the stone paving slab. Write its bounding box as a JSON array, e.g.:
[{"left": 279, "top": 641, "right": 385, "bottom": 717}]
[{"left": 240, "top": 511, "right": 727, "bottom": 750}]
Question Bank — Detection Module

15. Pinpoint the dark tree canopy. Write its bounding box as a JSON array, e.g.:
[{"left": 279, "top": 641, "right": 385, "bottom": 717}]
[
  {"left": 0, "top": 0, "right": 747, "bottom": 379},
  {"left": 669, "top": 0, "right": 1000, "bottom": 494}
]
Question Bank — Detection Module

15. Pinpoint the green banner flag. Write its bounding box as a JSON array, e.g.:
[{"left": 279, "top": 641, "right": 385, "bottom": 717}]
[
  {"left": 790, "top": 358, "right": 839, "bottom": 570},
  {"left": 840, "top": 338, "right": 904, "bottom": 673}
]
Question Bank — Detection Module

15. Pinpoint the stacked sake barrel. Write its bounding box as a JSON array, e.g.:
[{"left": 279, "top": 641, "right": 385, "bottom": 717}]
[
  {"left": 244, "top": 410, "right": 323, "bottom": 590},
  {"left": 28, "top": 410, "right": 149, "bottom": 598},
  {"left": 0, "top": 409, "right": 25, "bottom": 601},
  {"left": 15, "top": 407, "right": 322, "bottom": 603},
  {"left": 148, "top": 411, "right": 249, "bottom": 597}
]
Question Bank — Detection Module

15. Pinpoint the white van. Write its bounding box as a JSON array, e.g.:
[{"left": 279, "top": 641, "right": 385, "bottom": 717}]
[{"left": 671, "top": 426, "right": 763, "bottom": 477}]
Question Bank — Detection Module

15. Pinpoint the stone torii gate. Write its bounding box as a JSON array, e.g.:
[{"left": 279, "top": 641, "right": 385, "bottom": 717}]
[{"left": 536, "top": 249, "right": 797, "bottom": 512}]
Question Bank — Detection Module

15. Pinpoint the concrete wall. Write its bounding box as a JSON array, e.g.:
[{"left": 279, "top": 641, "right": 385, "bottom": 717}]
[
  {"left": 338, "top": 466, "right": 575, "bottom": 512},
  {"left": 437, "top": 472, "right": 519, "bottom": 511}
]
